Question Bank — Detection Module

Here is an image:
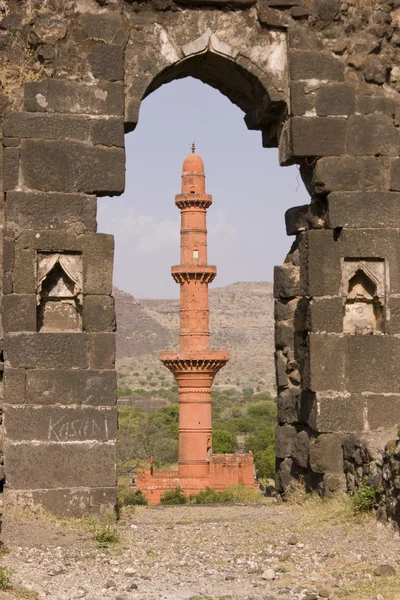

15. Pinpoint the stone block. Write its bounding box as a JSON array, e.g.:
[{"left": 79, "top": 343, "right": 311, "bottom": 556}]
[
  {"left": 24, "top": 80, "right": 124, "bottom": 116},
  {"left": 387, "top": 296, "right": 400, "bottom": 334},
  {"left": 90, "top": 117, "right": 124, "bottom": 147},
  {"left": 274, "top": 265, "right": 300, "bottom": 298},
  {"left": 3, "top": 238, "right": 14, "bottom": 274},
  {"left": 390, "top": 158, "right": 400, "bottom": 192},
  {"left": 4, "top": 333, "right": 88, "bottom": 369},
  {"left": 4, "top": 406, "right": 117, "bottom": 442},
  {"left": 3, "top": 272, "right": 12, "bottom": 295},
  {"left": 275, "top": 424, "right": 297, "bottom": 458},
  {"left": 315, "top": 83, "right": 355, "bottom": 116},
  {"left": 367, "top": 394, "right": 400, "bottom": 430},
  {"left": 4, "top": 369, "right": 26, "bottom": 405},
  {"left": 88, "top": 44, "right": 124, "bottom": 82},
  {"left": 26, "top": 370, "right": 116, "bottom": 406},
  {"left": 309, "top": 433, "right": 344, "bottom": 473},
  {"left": 266, "top": 0, "right": 300, "bottom": 5},
  {"left": 290, "top": 81, "right": 314, "bottom": 116},
  {"left": 288, "top": 25, "right": 324, "bottom": 51},
  {"left": 308, "top": 333, "right": 347, "bottom": 391},
  {"left": 287, "top": 117, "right": 347, "bottom": 158},
  {"left": 257, "top": 6, "right": 289, "bottom": 28},
  {"left": 275, "top": 298, "right": 296, "bottom": 322},
  {"left": 307, "top": 297, "right": 343, "bottom": 333},
  {"left": 313, "top": 0, "right": 340, "bottom": 21},
  {"left": 21, "top": 140, "right": 125, "bottom": 196},
  {"left": 176, "top": 0, "right": 256, "bottom": 5},
  {"left": 275, "top": 322, "right": 294, "bottom": 350},
  {"left": 89, "top": 333, "right": 116, "bottom": 370},
  {"left": 4, "top": 486, "right": 116, "bottom": 518},
  {"left": 12, "top": 243, "right": 35, "bottom": 295},
  {"left": 6, "top": 191, "right": 97, "bottom": 232},
  {"left": 3, "top": 147, "right": 19, "bottom": 191},
  {"left": 78, "top": 12, "right": 126, "bottom": 45},
  {"left": 275, "top": 457, "right": 295, "bottom": 493},
  {"left": 323, "top": 473, "right": 346, "bottom": 497},
  {"left": 347, "top": 336, "right": 400, "bottom": 394},
  {"left": 289, "top": 50, "right": 345, "bottom": 81},
  {"left": 299, "top": 229, "right": 339, "bottom": 297},
  {"left": 83, "top": 295, "right": 116, "bottom": 332},
  {"left": 275, "top": 350, "right": 288, "bottom": 388},
  {"left": 347, "top": 115, "right": 399, "bottom": 156},
  {"left": 4, "top": 113, "right": 90, "bottom": 141},
  {"left": 277, "top": 388, "right": 300, "bottom": 424},
  {"left": 3, "top": 295, "right": 36, "bottom": 332},
  {"left": 313, "top": 393, "right": 365, "bottom": 433},
  {"left": 356, "top": 95, "right": 396, "bottom": 117},
  {"left": 292, "top": 430, "right": 310, "bottom": 468},
  {"left": 313, "top": 156, "right": 383, "bottom": 193},
  {"left": 328, "top": 191, "right": 400, "bottom": 229},
  {"left": 285, "top": 204, "right": 309, "bottom": 235},
  {"left": 83, "top": 234, "right": 114, "bottom": 295},
  {"left": 4, "top": 441, "right": 116, "bottom": 489}
]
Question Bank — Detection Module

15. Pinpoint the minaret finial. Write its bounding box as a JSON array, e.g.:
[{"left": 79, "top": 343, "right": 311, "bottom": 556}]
[{"left": 191, "top": 142, "right": 195, "bottom": 154}]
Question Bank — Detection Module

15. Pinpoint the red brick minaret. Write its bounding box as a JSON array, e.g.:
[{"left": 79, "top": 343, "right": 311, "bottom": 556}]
[
  {"left": 137, "top": 148, "right": 255, "bottom": 504},
  {"left": 160, "top": 145, "right": 229, "bottom": 478}
]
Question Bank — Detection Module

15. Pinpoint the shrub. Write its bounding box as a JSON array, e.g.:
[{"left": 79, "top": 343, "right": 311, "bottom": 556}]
[
  {"left": 160, "top": 487, "right": 187, "bottom": 505},
  {"left": 94, "top": 523, "right": 119, "bottom": 548},
  {"left": 118, "top": 487, "right": 148, "bottom": 507},
  {"left": 0, "top": 567, "right": 11, "bottom": 589},
  {"left": 190, "top": 487, "right": 232, "bottom": 504},
  {"left": 352, "top": 482, "right": 376, "bottom": 513},
  {"left": 190, "top": 485, "right": 264, "bottom": 505}
]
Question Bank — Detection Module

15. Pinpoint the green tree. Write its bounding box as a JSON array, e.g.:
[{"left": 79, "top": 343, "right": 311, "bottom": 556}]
[
  {"left": 212, "top": 429, "right": 236, "bottom": 453},
  {"left": 245, "top": 426, "right": 276, "bottom": 479}
]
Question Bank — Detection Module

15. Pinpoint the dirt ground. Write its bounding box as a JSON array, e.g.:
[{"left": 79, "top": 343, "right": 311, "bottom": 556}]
[{"left": 1, "top": 498, "right": 400, "bottom": 600}]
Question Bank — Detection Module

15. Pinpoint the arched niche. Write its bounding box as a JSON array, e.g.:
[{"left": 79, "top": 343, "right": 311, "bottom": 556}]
[
  {"left": 37, "top": 253, "right": 83, "bottom": 332},
  {"left": 342, "top": 260, "right": 386, "bottom": 335}
]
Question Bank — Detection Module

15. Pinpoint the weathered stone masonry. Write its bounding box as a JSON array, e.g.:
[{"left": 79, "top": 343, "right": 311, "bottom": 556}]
[{"left": 0, "top": 0, "right": 400, "bottom": 517}]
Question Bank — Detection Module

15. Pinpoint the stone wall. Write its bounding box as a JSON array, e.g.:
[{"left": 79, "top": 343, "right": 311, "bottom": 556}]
[{"left": 0, "top": 0, "right": 398, "bottom": 514}]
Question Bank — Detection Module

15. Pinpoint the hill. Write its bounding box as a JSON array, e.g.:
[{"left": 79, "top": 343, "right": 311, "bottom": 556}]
[{"left": 115, "top": 281, "right": 275, "bottom": 393}]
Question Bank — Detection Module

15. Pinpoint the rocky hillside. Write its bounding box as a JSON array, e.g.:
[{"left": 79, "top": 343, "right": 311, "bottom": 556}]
[{"left": 115, "top": 281, "right": 275, "bottom": 392}]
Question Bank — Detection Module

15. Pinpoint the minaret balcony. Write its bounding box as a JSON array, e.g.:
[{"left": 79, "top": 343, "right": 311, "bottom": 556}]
[
  {"left": 171, "top": 265, "right": 216, "bottom": 284},
  {"left": 175, "top": 194, "right": 212, "bottom": 209}
]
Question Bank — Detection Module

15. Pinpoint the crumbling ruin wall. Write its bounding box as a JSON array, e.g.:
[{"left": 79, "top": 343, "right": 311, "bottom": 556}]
[{"left": 0, "top": 0, "right": 399, "bottom": 515}]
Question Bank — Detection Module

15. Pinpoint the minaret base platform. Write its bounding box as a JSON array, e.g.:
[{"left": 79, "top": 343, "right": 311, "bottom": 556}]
[{"left": 136, "top": 453, "right": 257, "bottom": 505}]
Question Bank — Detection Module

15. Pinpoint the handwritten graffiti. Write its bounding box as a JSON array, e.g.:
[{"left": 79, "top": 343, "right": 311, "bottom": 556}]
[{"left": 48, "top": 414, "right": 109, "bottom": 442}]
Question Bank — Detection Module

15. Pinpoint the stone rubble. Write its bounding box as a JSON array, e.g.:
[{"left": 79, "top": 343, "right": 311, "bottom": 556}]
[{"left": 1, "top": 503, "right": 400, "bottom": 600}]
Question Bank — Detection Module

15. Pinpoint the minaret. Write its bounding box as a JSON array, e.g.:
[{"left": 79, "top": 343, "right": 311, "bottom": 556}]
[{"left": 160, "top": 147, "right": 229, "bottom": 478}]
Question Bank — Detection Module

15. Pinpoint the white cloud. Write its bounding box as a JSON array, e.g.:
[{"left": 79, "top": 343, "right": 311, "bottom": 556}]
[
  {"left": 208, "top": 210, "right": 236, "bottom": 246},
  {"left": 98, "top": 203, "right": 236, "bottom": 257}
]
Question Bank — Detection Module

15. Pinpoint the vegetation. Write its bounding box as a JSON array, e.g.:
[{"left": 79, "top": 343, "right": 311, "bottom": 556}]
[
  {"left": 118, "top": 486, "right": 148, "bottom": 507},
  {"left": 160, "top": 487, "right": 187, "bottom": 505},
  {"left": 117, "top": 385, "right": 277, "bottom": 480},
  {"left": 190, "top": 485, "right": 266, "bottom": 505},
  {"left": 93, "top": 522, "right": 120, "bottom": 548},
  {"left": 351, "top": 481, "right": 377, "bottom": 513},
  {"left": 0, "top": 567, "right": 12, "bottom": 589}
]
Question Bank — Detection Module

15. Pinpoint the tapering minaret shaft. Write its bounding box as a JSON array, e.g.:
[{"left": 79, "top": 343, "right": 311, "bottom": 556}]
[{"left": 160, "top": 150, "right": 228, "bottom": 478}]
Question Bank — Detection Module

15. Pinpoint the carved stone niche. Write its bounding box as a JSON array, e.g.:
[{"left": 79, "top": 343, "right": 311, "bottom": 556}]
[
  {"left": 37, "top": 252, "right": 83, "bottom": 332},
  {"left": 341, "top": 259, "right": 386, "bottom": 335}
]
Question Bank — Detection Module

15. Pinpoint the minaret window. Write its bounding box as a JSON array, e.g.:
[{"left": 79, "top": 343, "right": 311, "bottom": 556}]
[{"left": 193, "top": 249, "right": 199, "bottom": 259}]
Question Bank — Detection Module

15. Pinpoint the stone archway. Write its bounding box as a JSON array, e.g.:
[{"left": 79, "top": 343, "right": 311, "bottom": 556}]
[{"left": 0, "top": 0, "right": 399, "bottom": 517}]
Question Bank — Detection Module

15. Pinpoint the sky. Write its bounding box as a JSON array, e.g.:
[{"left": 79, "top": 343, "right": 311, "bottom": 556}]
[{"left": 97, "top": 77, "right": 309, "bottom": 299}]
